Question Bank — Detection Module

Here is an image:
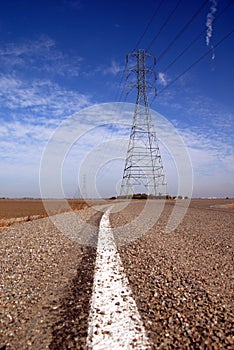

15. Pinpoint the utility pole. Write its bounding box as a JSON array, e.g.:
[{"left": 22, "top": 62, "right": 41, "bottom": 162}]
[{"left": 120, "top": 49, "right": 167, "bottom": 198}]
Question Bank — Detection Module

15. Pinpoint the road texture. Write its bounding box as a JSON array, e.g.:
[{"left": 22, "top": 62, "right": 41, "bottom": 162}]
[{"left": 1, "top": 200, "right": 233, "bottom": 349}]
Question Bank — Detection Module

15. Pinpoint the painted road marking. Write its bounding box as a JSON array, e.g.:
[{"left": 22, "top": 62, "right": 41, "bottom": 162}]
[{"left": 86, "top": 208, "right": 150, "bottom": 349}]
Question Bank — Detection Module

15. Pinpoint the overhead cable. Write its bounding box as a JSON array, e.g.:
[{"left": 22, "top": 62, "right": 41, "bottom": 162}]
[
  {"left": 146, "top": 0, "right": 182, "bottom": 51},
  {"left": 162, "top": 0, "right": 233, "bottom": 73},
  {"left": 157, "top": 30, "right": 234, "bottom": 96},
  {"left": 156, "top": 0, "right": 209, "bottom": 61},
  {"left": 133, "top": 0, "right": 164, "bottom": 51}
]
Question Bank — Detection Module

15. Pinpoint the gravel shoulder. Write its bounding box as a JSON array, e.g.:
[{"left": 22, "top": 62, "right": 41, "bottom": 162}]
[
  {"left": 110, "top": 201, "right": 234, "bottom": 349},
  {"left": 1, "top": 207, "right": 101, "bottom": 350}
]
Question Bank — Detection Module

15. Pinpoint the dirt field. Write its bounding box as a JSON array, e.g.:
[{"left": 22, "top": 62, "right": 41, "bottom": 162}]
[
  {"left": 0, "top": 199, "right": 90, "bottom": 219},
  {"left": 189, "top": 198, "right": 234, "bottom": 210},
  {"left": 1, "top": 198, "right": 233, "bottom": 218},
  {"left": 0, "top": 199, "right": 89, "bottom": 229},
  {"left": 0, "top": 198, "right": 233, "bottom": 229}
]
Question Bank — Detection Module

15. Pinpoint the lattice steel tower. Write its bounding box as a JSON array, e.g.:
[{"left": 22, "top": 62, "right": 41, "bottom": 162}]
[{"left": 120, "top": 49, "right": 167, "bottom": 197}]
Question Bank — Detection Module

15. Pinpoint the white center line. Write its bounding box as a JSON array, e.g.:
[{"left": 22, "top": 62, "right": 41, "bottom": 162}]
[{"left": 86, "top": 208, "right": 151, "bottom": 349}]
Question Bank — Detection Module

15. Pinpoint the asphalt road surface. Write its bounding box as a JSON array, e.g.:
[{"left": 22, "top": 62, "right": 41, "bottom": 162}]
[{"left": 1, "top": 200, "right": 233, "bottom": 349}]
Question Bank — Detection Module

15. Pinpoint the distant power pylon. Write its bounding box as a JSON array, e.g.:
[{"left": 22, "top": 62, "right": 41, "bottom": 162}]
[
  {"left": 81, "top": 174, "right": 88, "bottom": 199},
  {"left": 120, "top": 49, "right": 168, "bottom": 197},
  {"left": 73, "top": 174, "right": 88, "bottom": 199}
]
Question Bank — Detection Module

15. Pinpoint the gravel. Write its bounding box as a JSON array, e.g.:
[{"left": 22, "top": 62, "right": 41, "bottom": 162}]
[
  {"left": 0, "top": 207, "right": 101, "bottom": 350},
  {"left": 110, "top": 201, "right": 234, "bottom": 349},
  {"left": 1, "top": 200, "right": 233, "bottom": 349}
]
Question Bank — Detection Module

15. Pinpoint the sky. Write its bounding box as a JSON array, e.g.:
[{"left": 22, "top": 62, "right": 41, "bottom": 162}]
[{"left": 0, "top": 0, "right": 233, "bottom": 198}]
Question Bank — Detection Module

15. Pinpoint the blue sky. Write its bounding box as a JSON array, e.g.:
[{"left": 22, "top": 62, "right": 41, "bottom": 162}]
[{"left": 0, "top": 0, "right": 233, "bottom": 198}]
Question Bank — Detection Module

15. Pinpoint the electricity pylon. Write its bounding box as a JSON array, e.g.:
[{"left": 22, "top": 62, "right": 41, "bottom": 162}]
[
  {"left": 81, "top": 174, "right": 88, "bottom": 199},
  {"left": 120, "top": 49, "right": 167, "bottom": 198},
  {"left": 73, "top": 174, "right": 87, "bottom": 199}
]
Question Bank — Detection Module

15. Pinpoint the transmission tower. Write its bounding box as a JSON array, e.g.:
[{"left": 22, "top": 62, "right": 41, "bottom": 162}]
[
  {"left": 73, "top": 174, "right": 88, "bottom": 199},
  {"left": 81, "top": 174, "right": 88, "bottom": 199},
  {"left": 120, "top": 49, "right": 168, "bottom": 198}
]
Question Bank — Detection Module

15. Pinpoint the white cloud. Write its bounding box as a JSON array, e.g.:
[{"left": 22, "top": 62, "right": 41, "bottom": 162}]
[
  {"left": 176, "top": 126, "right": 234, "bottom": 197},
  {"left": 158, "top": 72, "right": 168, "bottom": 87},
  {"left": 0, "top": 37, "right": 55, "bottom": 56},
  {"left": 103, "top": 60, "right": 122, "bottom": 75},
  {"left": 206, "top": 0, "right": 218, "bottom": 46},
  {"left": 0, "top": 62, "right": 92, "bottom": 198},
  {"left": 0, "top": 78, "right": 233, "bottom": 198},
  {"left": 156, "top": 88, "right": 233, "bottom": 141},
  {"left": 206, "top": 0, "right": 218, "bottom": 60},
  {"left": 151, "top": 87, "right": 234, "bottom": 197},
  {"left": 0, "top": 74, "right": 90, "bottom": 117},
  {"left": 0, "top": 37, "right": 83, "bottom": 77}
]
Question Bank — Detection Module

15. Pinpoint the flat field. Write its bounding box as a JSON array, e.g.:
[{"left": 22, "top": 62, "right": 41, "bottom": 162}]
[
  {"left": 1, "top": 198, "right": 233, "bottom": 217},
  {"left": 0, "top": 199, "right": 89, "bottom": 228},
  {"left": 0, "top": 197, "right": 233, "bottom": 229},
  {"left": 188, "top": 198, "right": 234, "bottom": 210}
]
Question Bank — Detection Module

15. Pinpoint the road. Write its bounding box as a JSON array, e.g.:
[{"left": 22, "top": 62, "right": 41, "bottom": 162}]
[{"left": 1, "top": 200, "right": 233, "bottom": 349}]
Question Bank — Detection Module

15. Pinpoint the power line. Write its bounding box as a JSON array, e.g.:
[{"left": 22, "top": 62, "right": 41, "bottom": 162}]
[
  {"left": 157, "top": 0, "right": 209, "bottom": 61},
  {"left": 155, "top": 29, "right": 234, "bottom": 98},
  {"left": 162, "top": 0, "right": 233, "bottom": 73},
  {"left": 133, "top": 0, "right": 164, "bottom": 51},
  {"left": 116, "top": 0, "right": 231, "bottom": 105},
  {"left": 163, "top": 32, "right": 204, "bottom": 73},
  {"left": 116, "top": 1, "right": 165, "bottom": 103},
  {"left": 146, "top": 0, "right": 182, "bottom": 51},
  {"left": 114, "top": 61, "right": 127, "bottom": 103},
  {"left": 116, "top": 0, "right": 220, "bottom": 104}
]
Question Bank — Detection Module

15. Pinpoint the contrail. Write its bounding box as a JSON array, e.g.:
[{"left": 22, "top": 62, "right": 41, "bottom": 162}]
[{"left": 206, "top": 0, "right": 218, "bottom": 59}]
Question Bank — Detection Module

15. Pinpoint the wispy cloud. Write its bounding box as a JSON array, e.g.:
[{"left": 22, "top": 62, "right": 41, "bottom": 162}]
[
  {"left": 0, "top": 37, "right": 55, "bottom": 56},
  {"left": 0, "top": 104, "right": 130, "bottom": 197},
  {"left": 206, "top": 0, "right": 218, "bottom": 60},
  {"left": 0, "top": 74, "right": 90, "bottom": 117},
  {"left": 103, "top": 60, "right": 122, "bottom": 75},
  {"left": 0, "top": 36, "right": 83, "bottom": 77},
  {"left": 1, "top": 99, "right": 233, "bottom": 198},
  {"left": 0, "top": 34, "right": 95, "bottom": 197},
  {"left": 180, "top": 128, "right": 234, "bottom": 197},
  {"left": 156, "top": 87, "right": 234, "bottom": 143},
  {"left": 158, "top": 72, "right": 168, "bottom": 87},
  {"left": 152, "top": 84, "right": 234, "bottom": 196}
]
